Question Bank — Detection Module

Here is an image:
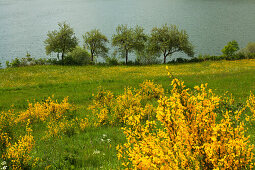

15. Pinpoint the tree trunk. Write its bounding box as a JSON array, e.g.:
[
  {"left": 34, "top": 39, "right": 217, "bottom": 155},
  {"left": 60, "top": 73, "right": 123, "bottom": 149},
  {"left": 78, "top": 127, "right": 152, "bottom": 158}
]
[
  {"left": 61, "top": 47, "right": 66, "bottom": 63},
  {"left": 61, "top": 52, "right": 64, "bottom": 62},
  {"left": 164, "top": 55, "right": 167, "bottom": 64},
  {"left": 125, "top": 50, "right": 128, "bottom": 64},
  {"left": 91, "top": 49, "right": 94, "bottom": 62},
  {"left": 163, "top": 50, "right": 167, "bottom": 64}
]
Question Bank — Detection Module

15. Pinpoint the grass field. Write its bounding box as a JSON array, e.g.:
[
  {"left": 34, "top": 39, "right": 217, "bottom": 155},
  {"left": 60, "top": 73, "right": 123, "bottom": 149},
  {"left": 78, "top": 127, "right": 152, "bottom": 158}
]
[
  {"left": 1, "top": 59, "right": 255, "bottom": 169},
  {"left": 1, "top": 59, "right": 255, "bottom": 111}
]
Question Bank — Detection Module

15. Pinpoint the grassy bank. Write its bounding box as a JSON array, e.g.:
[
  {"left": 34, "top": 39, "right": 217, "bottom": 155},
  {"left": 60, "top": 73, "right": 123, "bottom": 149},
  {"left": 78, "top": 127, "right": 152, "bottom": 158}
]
[{"left": 1, "top": 59, "right": 255, "bottom": 169}]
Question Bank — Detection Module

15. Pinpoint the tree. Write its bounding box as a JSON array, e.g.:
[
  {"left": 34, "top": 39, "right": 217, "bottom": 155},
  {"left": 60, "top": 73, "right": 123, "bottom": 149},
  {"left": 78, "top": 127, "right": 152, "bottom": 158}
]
[
  {"left": 246, "top": 42, "right": 255, "bottom": 54},
  {"left": 149, "top": 24, "right": 194, "bottom": 64},
  {"left": 112, "top": 25, "right": 147, "bottom": 64},
  {"left": 83, "top": 29, "right": 109, "bottom": 62},
  {"left": 44, "top": 22, "right": 78, "bottom": 62},
  {"left": 221, "top": 40, "right": 239, "bottom": 57}
]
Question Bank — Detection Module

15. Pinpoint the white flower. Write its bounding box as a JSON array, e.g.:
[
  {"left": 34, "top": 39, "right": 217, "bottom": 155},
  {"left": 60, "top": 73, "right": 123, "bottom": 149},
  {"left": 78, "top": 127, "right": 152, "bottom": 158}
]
[
  {"left": 1, "top": 161, "right": 6, "bottom": 166},
  {"left": 107, "top": 139, "right": 111, "bottom": 143},
  {"left": 93, "top": 149, "right": 100, "bottom": 155},
  {"left": 102, "top": 134, "right": 107, "bottom": 138},
  {"left": 100, "top": 138, "right": 104, "bottom": 142},
  {"left": 2, "top": 166, "right": 7, "bottom": 170}
]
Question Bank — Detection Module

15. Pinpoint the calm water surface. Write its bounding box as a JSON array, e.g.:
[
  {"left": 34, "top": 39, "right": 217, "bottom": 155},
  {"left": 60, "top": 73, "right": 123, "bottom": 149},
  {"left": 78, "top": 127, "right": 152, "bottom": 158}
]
[{"left": 0, "top": 0, "right": 255, "bottom": 64}]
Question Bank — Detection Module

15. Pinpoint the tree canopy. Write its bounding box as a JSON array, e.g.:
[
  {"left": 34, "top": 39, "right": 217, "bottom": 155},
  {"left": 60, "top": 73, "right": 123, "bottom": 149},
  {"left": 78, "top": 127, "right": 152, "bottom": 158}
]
[
  {"left": 149, "top": 24, "right": 194, "bottom": 64},
  {"left": 44, "top": 22, "right": 78, "bottom": 61},
  {"left": 221, "top": 40, "right": 239, "bottom": 57},
  {"left": 246, "top": 42, "right": 255, "bottom": 54},
  {"left": 83, "top": 29, "right": 109, "bottom": 62},
  {"left": 112, "top": 25, "right": 147, "bottom": 64}
]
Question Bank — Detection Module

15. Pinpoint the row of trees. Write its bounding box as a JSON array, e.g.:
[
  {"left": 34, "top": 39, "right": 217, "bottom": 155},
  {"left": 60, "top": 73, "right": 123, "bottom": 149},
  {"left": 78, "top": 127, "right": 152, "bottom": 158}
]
[{"left": 44, "top": 22, "right": 194, "bottom": 64}]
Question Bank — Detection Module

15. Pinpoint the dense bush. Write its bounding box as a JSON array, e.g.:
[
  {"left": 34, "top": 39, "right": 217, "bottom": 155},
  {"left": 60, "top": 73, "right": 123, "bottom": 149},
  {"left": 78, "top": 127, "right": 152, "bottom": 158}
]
[
  {"left": 66, "top": 46, "right": 90, "bottom": 65},
  {"left": 89, "top": 80, "right": 164, "bottom": 127},
  {"left": 117, "top": 77, "right": 255, "bottom": 169},
  {"left": 5, "top": 55, "right": 51, "bottom": 68}
]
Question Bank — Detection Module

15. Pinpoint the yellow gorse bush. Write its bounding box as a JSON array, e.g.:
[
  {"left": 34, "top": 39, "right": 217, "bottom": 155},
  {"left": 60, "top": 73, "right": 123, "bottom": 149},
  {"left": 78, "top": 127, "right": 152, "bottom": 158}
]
[
  {"left": 12, "top": 96, "right": 89, "bottom": 139},
  {"left": 1, "top": 96, "right": 89, "bottom": 168},
  {"left": 16, "top": 96, "right": 72, "bottom": 123},
  {"left": 137, "top": 80, "right": 164, "bottom": 100},
  {"left": 89, "top": 81, "right": 163, "bottom": 127},
  {"left": 116, "top": 77, "right": 255, "bottom": 169},
  {"left": 247, "top": 93, "right": 255, "bottom": 121},
  {"left": 0, "top": 110, "right": 15, "bottom": 152},
  {"left": 77, "top": 117, "right": 89, "bottom": 131},
  {"left": 4, "top": 120, "right": 36, "bottom": 170}
]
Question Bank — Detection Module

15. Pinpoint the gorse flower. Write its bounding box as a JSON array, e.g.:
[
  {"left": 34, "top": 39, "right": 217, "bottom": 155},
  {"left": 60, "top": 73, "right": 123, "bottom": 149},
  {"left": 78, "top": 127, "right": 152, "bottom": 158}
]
[
  {"left": 0, "top": 96, "right": 89, "bottom": 169},
  {"left": 15, "top": 96, "right": 72, "bottom": 124},
  {"left": 115, "top": 77, "right": 255, "bottom": 169},
  {"left": 137, "top": 80, "right": 164, "bottom": 100},
  {"left": 4, "top": 120, "right": 35, "bottom": 170},
  {"left": 89, "top": 81, "right": 163, "bottom": 127}
]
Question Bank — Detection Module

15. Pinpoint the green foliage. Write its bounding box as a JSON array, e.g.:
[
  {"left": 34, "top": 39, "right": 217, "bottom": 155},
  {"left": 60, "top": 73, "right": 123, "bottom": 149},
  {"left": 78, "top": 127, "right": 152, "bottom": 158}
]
[
  {"left": 5, "top": 61, "right": 10, "bottom": 68},
  {"left": 136, "top": 50, "right": 160, "bottom": 65},
  {"left": 10, "top": 58, "right": 21, "bottom": 67},
  {"left": 83, "top": 29, "right": 109, "bottom": 62},
  {"left": 221, "top": 40, "right": 239, "bottom": 57},
  {"left": 6, "top": 55, "right": 50, "bottom": 68},
  {"left": 44, "top": 22, "right": 78, "bottom": 62},
  {"left": 66, "top": 46, "right": 90, "bottom": 65},
  {"left": 246, "top": 42, "right": 255, "bottom": 54},
  {"left": 112, "top": 25, "right": 147, "bottom": 64},
  {"left": 105, "top": 57, "right": 119, "bottom": 66},
  {"left": 149, "top": 24, "right": 194, "bottom": 64}
]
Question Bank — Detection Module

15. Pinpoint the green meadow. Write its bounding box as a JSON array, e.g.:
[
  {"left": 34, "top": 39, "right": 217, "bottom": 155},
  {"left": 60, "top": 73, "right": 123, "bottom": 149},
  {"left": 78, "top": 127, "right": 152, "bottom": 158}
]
[
  {"left": 1, "top": 59, "right": 255, "bottom": 111},
  {"left": 1, "top": 59, "right": 255, "bottom": 169}
]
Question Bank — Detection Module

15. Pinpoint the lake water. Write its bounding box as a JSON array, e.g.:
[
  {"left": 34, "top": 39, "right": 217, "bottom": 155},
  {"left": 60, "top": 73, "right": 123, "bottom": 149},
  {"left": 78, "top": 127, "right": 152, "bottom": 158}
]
[{"left": 0, "top": 0, "right": 255, "bottom": 65}]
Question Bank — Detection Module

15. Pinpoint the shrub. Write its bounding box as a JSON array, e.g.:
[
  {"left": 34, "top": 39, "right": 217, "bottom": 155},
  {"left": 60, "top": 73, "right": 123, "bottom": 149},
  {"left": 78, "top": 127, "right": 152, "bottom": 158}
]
[
  {"left": 5, "top": 61, "right": 11, "bottom": 68},
  {"left": 0, "top": 110, "right": 15, "bottom": 152},
  {"left": 67, "top": 46, "right": 90, "bottom": 65},
  {"left": 16, "top": 97, "right": 73, "bottom": 124},
  {"left": 116, "top": 71, "right": 255, "bottom": 169},
  {"left": 0, "top": 96, "right": 90, "bottom": 169},
  {"left": 4, "top": 121, "right": 36, "bottom": 169},
  {"left": 10, "top": 58, "right": 21, "bottom": 67},
  {"left": 89, "top": 81, "right": 164, "bottom": 127},
  {"left": 47, "top": 58, "right": 59, "bottom": 65},
  {"left": 33, "top": 58, "right": 48, "bottom": 65},
  {"left": 137, "top": 80, "right": 164, "bottom": 100},
  {"left": 62, "top": 55, "right": 77, "bottom": 65}
]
